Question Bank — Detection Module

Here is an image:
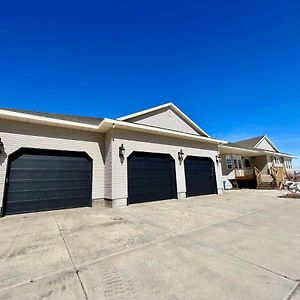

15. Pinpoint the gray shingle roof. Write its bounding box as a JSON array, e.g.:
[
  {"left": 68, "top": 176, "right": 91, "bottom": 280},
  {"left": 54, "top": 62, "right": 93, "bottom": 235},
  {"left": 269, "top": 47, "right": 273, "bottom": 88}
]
[
  {"left": 0, "top": 107, "right": 104, "bottom": 126},
  {"left": 225, "top": 142, "right": 256, "bottom": 150},
  {"left": 233, "top": 136, "right": 265, "bottom": 150}
]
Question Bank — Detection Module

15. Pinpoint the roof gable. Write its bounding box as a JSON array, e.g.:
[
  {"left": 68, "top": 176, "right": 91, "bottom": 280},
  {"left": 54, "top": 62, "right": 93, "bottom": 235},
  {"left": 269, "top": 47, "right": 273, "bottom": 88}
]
[
  {"left": 234, "top": 135, "right": 279, "bottom": 152},
  {"left": 117, "top": 103, "right": 209, "bottom": 137},
  {"left": 254, "top": 136, "right": 279, "bottom": 152},
  {"left": 234, "top": 136, "right": 264, "bottom": 149}
]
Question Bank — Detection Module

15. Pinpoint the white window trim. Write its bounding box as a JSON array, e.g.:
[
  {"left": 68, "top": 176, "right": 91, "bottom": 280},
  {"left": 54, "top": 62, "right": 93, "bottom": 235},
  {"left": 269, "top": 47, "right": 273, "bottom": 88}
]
[
  {"left": 237, "top": 156, "right": 242, "bottom": 169},
  {"left": 285, "top": 159, "right": 292, "bottom": 169},
  {"left": 273, "top": 156, "right": 281, "bottom": 166},
  {"left": 232, "top": 154, "right": 243, "bottom": 170},
  {"left": 225, "top": 154, "right": 233, "bottom": 169}
]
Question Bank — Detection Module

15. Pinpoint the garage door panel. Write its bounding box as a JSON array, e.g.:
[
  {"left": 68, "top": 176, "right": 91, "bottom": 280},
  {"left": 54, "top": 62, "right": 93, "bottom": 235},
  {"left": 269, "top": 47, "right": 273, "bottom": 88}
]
[
  {"left": 7, "top": 196, "right": 89, "bottom": 215},
  {"left": 5, "top": 150, "right": 92, "bottom": 215},
  {"left": 11, "top": 156, "right": 90, "bottom": 168},
  {"left": 6, "top": 187, "right": 91, "bottom": 205},
  {"left": 10, "top": 167, "right": 90, "bottom": 179},
  {"left": 8, "top": 178, "right": 90, "bottom": 192},
  {"left": 129, "top": 191, "right": 175, "bottom": 204},
  {"left": 7, "top": 187, "right": 90, "bottom": 203},
  {"left": 128, "top": 152, "right": 177, "bottom": 205},
  {"left": 185, "top": 156, "right": 217, "bottom": 197}
]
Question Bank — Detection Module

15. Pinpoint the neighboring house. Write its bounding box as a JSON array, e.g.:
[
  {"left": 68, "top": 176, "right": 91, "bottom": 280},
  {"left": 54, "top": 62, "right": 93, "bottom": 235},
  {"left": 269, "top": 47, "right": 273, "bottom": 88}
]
[
  {"left": 0, "top": 103, "right": 225, "bottom": 216},
  {"left": 219, "top": 135, "right": 295, "bottom": 189}
]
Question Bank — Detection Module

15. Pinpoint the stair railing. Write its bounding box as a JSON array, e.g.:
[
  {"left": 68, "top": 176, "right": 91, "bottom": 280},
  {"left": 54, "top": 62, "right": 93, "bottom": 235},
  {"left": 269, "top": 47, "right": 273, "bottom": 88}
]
[
  {"left": 253, "top": 167, "right": 262, "bottom": 187},
  {"left": 270, "top": 166, "right": 286, "bottom": 189}
]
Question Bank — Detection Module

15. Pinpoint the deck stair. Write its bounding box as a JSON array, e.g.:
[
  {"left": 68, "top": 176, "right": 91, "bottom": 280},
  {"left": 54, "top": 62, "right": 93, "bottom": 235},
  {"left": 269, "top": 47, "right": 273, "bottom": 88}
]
[
  {"left": 257, "top": 175, "right": 277, "bottom": 190},
  {"left": 254, "top": 167, "right": 285, "bottom": 190}
]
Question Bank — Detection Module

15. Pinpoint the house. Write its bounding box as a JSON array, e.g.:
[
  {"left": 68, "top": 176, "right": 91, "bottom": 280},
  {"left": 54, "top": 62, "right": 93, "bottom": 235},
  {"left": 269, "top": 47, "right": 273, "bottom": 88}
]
[
  {"left": 219, "top": 135, "right": 295, "bottom": 190},
  {"left": 0, "top": 103, "right": 226, "bottom": 216}
]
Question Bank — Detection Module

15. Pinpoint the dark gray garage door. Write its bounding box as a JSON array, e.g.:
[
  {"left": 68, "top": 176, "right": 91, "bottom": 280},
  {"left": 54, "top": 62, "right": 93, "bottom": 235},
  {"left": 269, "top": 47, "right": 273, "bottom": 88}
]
[
  {"left": 4, "top": 149, "right": 92, "bottom": 215},
  {"left": 128, "top": 152, "right": 177, "bottom": 204},
  {"left": 184, "top": 156, "right": 217, "bottom": 197}
]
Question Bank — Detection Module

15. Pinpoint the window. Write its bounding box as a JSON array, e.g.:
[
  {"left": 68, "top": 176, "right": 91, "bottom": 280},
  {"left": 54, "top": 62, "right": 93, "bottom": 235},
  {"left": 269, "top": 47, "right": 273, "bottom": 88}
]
[
  {"left": 285, "top": 159, "right": 293, "bottom": 169},
  {"left": 238, "top": 156, "right": 242, "bottom": 169},
  {"left": 232, "top": 155, "right": 242, "bottom": 169},
  {"left": 225, "top": 155, "right": 233, "bottom": 169},
  {"left": 244, "top": 158, "right": 251, "bottom": 168},
  {"left": 273, "top": 156, "right": 280, "bottom": 165},
  {"left": 234, "top": 159, "right": 238, "bottom": 169}
]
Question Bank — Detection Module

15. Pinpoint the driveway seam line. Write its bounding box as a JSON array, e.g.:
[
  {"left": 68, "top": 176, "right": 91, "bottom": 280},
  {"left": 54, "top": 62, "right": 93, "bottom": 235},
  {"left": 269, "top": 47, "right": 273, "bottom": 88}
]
[
  {"left": 129, "top": 199, "right": 294, "bottom": 241},
  {"left": 126, "top": 199, "right": 299, "bottom": 282},
  {"left": 74, "top": 198, "right": 297, "bottom": 283},
  {"left": 190, "top": 241, "right": 297, "bottom": 281},
  {"left": 53, "top": 215, "right": 89, "bottom": 300},
  {"left": 0, "top": 235, "right": 176, "bottom": 293},
  {"left": 0, "top": 193, "right": 295, "bottom": 295},
  {"left": 76, "top": 234, "right": 177, "bottom": 270},
  {"left": 126, "top": 198, "right": 294, "bottom": 244},
  {"left": 284, "top": 281, "right": 300, "bottom": 300},
  {"left": 130, "top": 216, "right": 298, "bottom": 283},
  {"left": 173, "top": 199, "right": 297, "bottom": 239}
]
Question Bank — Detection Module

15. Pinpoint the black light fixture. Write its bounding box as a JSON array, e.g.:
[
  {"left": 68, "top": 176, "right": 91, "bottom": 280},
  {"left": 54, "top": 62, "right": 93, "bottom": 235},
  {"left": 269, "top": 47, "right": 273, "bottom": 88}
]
[
  {"left": 216, "top": 153, "right": 221, "bottom": 165},
  {"left": 0, "top": 138, "right": 4, "bottom": 154},
  {"left": 119, "top": 144, "right": 125, "bottom": 158},
  {"left": 178, "top": 149, "right": 184, "bottom": 161}
]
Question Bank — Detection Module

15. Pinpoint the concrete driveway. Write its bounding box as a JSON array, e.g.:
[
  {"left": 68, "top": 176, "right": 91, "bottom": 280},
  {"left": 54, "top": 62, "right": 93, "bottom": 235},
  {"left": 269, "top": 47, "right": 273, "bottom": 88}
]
[{"left": 1, "top": 190, "right": 300, "bottom": 300}]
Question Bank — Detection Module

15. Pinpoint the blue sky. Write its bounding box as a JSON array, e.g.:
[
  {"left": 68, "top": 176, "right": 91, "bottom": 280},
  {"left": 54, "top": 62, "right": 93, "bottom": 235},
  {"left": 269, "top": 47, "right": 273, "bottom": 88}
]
[{"left": 0, "top": 1, "right": 299, "bottom": 167}]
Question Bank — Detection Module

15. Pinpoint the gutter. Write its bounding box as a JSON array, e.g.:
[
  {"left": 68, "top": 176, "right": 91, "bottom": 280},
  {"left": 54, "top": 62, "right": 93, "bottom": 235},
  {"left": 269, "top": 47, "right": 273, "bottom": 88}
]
[
  {"left": 0, "top": 109, "right": 99, "bottom": 131},
  {"left": 100, "top": 119, "right": 227, "bottom": 145},
  {"left": 220, "top": 145, "right": 259, "bottom": 154},
  {"left": 0, "top": 109, "right": 227, "bottom": 145},
  {"left": 220, "top": 144, "right": 296, "bottom": 158}
]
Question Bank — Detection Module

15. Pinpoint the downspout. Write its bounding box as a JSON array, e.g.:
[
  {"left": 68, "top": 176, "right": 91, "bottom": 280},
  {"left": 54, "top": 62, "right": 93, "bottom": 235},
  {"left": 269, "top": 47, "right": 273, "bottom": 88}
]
[{"left": 112, "top": 123, "right": 115, "bottom": 141}]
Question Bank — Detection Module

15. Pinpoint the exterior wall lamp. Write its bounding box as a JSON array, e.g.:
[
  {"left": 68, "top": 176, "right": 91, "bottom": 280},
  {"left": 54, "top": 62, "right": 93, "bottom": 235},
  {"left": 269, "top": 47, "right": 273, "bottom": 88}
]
[
  {"left": 0, "top": 138, "right": 4, "bottom": 154},
  {"left": 178, "top": 149, "right": 184, "bottom": 162},
  {"left": 119, "top": 144, "right": 125, "bottom": 159},
  {"left": 216, "top": 153, "right": 221, "bottom": 165}
]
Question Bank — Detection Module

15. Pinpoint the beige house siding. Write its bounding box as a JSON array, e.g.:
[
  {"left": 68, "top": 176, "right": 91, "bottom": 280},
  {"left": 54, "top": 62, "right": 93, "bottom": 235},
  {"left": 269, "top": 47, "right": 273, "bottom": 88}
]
[
  {"left": 126, "top": 107, "right": 201, "bottom": 136},
  {"left": 107, "top": 129, "right": 223, "bottom": 205},
  {"left": 0, "top": 119, "right": 105, "bottom": 210},
  {"left": 220, "top": 154, "right": 235, "bottom": 180},
  {"left": 104, "top": 130, "right": 113, "bottom": 200},
  {"left": 220, "top": 154, "right": 254, "bottom": 180},
  {"left": 253, "top": 156, "right": 269, "bottom": 174},
  {"left": 255, "top": 139, "right": 276, "bottom": 152}
]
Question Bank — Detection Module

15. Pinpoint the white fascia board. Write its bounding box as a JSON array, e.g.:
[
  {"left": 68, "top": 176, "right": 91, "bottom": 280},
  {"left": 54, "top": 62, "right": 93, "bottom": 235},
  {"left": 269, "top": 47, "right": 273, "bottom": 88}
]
[
  {"left": 117, "top": 102, "right": 210, "bottom": 137},
  {"left": 0, "top": 109, "right": 229, "bottom": 146},
  {"left": 0, "top": 109, "right": 100, "bottom": 131},
  {"left": 253, "top": 135, "right": 265, "bottom": 149},
  {"left": 117, "top": 102, "right": 172, "bottom": 121},
  {"left": 265, "top": 136, "right": 280, "bottom": 152},
  {"left": 220, "top": 144, "right": 296, "bottom": 158},
  {"left": 261, "top": 150, "right": 296, "bottom": 158},
  {"left": 168, "top": 103, "right": 210, "bottom": 137},
  {"left": 219, "top": 145, "right": 260, "bottom": 155},
  {"left": 100, "top": 118, "right": 226, "bottom": 145}
]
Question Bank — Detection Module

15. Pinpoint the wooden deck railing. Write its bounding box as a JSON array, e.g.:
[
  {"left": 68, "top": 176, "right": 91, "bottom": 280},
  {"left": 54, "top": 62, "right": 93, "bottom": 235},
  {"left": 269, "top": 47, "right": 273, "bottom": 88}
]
[
  {"left": 270, "top": 166, "right": 286, "bottom": 189},
  {"left": 253, "top": 167, "right": 262, "bottom": 186}
]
